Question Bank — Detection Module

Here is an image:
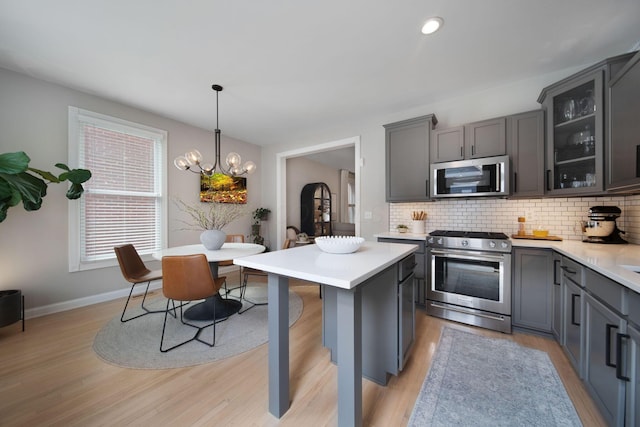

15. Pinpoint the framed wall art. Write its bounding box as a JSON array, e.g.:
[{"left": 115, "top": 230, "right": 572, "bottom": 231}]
[{"left": 200, "top": 173, "right": 247, "bottom": 204}]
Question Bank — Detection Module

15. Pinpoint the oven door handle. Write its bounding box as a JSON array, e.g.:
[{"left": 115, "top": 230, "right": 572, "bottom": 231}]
[{"left": 430, "top": 249, "right": 506, "bottom": 263}]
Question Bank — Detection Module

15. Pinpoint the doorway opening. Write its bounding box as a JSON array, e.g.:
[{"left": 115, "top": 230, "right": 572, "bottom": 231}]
[{"left": 275, "top": 136, "right": 361, "bottom": 249}]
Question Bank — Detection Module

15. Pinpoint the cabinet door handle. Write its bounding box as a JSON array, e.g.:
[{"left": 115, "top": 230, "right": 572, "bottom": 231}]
[
  {"left": 616, "top": 332, "right": 630, "bottom": 381},
  {"left": 553, "top": 259, "right": 560, "bottom": 285},
  {"left": 570, "top": 293, "right": 580, "bottom": 326},
  {"left": 546, "top": 170, "right": 551, "bottom": 191},
  {"left": 513, "top": 172, "right": 517, "bottom": 193},
  {"left": 460, "top": 146, "right": 464, "bottom": 157},
  {"left": 425, "top": 179, "right": 429, "bottom": 197},
  {"left": 471, "top": 145, "right": 475, "bottom": 156},
  {"left": 605, "top": 323, "right": 618, "bottom": 367}
]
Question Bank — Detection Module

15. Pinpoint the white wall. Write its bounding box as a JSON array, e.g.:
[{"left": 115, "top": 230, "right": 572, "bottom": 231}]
[
  {"left": 0, "top": 68, "right": 262, "bottom": 314},
  {"left": 285, "top": 157, "right": 340, "bottom": 231}
]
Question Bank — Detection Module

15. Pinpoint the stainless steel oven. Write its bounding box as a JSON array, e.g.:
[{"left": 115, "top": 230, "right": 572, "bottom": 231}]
[{"left": 427, "top": 230, "right": 512, "bottom": 333}]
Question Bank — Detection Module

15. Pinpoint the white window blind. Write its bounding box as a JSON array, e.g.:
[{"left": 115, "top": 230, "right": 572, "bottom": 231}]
[{"left": 68, "top": 107, "right": 167, "bottom": 271}]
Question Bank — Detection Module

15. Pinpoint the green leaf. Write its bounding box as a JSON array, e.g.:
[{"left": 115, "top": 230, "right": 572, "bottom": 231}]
[
  {"left": 28, "top": 167, "right": 61, "bottom": 183},
  {"left": 0, "top": 152, "right": 29, "bottom": 174},
  {"left": 0, "top": 171, "right": 47, "bottom": 210},
  {"left": 66, "top": 183, "right": 85, "bottom": 200},
  {"left": 0, "top": 201, "right": 8, "bottom": 223},
  {"left": 64, "top": 168, "right": 91, "bottom": 184},
  {"left": 55, "top": 163, "right": 70, "bottom": 172}
]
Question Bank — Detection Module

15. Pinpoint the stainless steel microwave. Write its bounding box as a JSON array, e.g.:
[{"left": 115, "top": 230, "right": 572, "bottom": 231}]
[{"left": 431, "top": 155, "right": 510, "bottom": 198}]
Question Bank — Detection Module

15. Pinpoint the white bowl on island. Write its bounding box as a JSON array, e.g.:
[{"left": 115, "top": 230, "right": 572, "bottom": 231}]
[{"left": 314, "top": 236, "right": 365, "bottom": 254}]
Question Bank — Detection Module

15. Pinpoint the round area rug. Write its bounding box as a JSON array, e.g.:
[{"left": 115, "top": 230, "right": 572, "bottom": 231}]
[{"left": 93, "top": 284, "right": 303, "bottom": 369}]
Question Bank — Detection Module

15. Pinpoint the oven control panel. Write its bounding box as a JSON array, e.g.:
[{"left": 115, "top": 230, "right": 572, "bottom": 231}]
[{"left": 427, "top": 236, "right": 511, "bottom": 253}]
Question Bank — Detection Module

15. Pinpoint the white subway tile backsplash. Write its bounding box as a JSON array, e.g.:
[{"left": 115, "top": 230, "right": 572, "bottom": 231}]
[{"left": 389, "top": 194, "right": 640, "bottom": 244}]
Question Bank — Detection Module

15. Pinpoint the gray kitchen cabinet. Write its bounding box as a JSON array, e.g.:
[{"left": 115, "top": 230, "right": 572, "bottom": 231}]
[
  {"left": 583, "top": 267, "right": 630, "bottom": 427},
  {"left": 322, "top": 255, "right": 415, "bottom": 385},
  {"left": 377, "top": 237, "right": 426, "bottom": 305},
  {"left": 465, "top": 117, "right": 506, "bottom": 159},
  {"left": 430, "top": 126, "right": 464, "bottom": 163},
  {"left": 430, "top": 118, "right": 505, "bottom": 163},
  {"left": 538, "top": 52, "right": 634, "bottom": 196},
  {"left": 551, "top": 252, "right": 563, "bottom": 341},
  {"left": 584, "top": 293, "right": 626, "bottom": 426},
  {"left": 507, "top": 110, "right": 545, "bottom": 198},
  {"left": 384, "top": 114, "right": 438, "bottom": 202},
  {"left": 607, "top": 50, "right": 640, "bottom": 192},
  {"left": 625, "top": 320, "right": 639, "bottom": 426},
  {"left": 512, "top": 248, "right": 553, "bottom": 333},
  {"left": 561, "top": 256, "right": 584, "bottom": 376}
]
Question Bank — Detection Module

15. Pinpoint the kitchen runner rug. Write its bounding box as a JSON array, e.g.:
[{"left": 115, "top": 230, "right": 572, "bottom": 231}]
[
  {"left": 408, "top": 327, "right": 582, "bottom": 427},
  {"left": 93, "top": 284, "right": 302, "bottom": 369}
]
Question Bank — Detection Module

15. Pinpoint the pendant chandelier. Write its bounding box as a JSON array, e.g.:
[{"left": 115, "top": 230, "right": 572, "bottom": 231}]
[{"left": 173, "top": 84, "right": 256, "bottom": 177}]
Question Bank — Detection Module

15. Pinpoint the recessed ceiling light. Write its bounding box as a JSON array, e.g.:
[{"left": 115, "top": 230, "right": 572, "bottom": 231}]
[{"left": 421, "top": 17, "right": 443, "bottom": 35}]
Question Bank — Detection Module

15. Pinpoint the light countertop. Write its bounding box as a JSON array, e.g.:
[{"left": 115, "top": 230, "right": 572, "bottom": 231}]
[
  {"left": 376, "top": 232, "right": 640, "bottom": 294},
  {"left": 234, "top": 241, "right": 418, "bottom": 290},
  {"left": 509, "top": 239, "right": 640, "bottom": 294}
]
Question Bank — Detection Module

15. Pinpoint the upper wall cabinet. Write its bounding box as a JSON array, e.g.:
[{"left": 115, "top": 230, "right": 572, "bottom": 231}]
[
  {"left": 538, "top": 52, "right": 634, "bottom": 196},
  {"left": 507, "top": 110, "right": 545, "bottom": 198},
  {"left": 431, "top": 117, "right": 506, "bottom": 163},
  {"left": 607, "top": 50, "right": 640, "bottom": 192},
  {"left": 384, "top": 114, "right": 438, "bottom": 202}
]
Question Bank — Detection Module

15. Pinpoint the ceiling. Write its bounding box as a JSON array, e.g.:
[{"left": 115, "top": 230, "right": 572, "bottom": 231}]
[{"left": 1, "top": 1, "right": 639, "bottom": 147}]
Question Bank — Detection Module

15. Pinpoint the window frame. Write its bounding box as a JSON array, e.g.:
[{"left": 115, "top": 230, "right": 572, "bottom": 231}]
[{"left": 68, "top": 107, "right": 168, "bottom": 272}]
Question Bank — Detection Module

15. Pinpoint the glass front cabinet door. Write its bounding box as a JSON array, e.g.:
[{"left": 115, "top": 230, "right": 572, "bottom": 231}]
[
  {"left": 538, "top": 52, "right": 635, "bottom": 196},
  {"left": 540, "top": 71, "right": 604, "bottom": 195}
]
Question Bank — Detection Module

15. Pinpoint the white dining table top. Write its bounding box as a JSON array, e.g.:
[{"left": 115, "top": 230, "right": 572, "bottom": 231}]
[{"left": 152, "top": 242, "right": 265, "bottom": 262}]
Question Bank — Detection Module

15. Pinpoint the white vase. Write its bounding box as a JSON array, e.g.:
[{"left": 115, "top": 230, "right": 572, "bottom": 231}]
[{"left": 200, "top": 229, "right": 226, "bottom": 250}]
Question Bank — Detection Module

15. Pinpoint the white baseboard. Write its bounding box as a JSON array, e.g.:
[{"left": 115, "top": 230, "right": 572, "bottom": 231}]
[{"left": 26, "top": 266, "right": 242, "bottom": 320}]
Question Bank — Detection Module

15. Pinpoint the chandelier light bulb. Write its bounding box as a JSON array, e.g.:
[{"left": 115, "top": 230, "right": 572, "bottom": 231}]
[
  {"left": 173, "top": 156, "right": 190, "bottom": 170},
  {"left": 243, "top": 161, "right": 257, "bottom": 174},
  {"left": 226, "top": 152, "right": 242, "bottom": 168},
  {"left": 185, "top": 149, "right": 203, "bottom": 166},
  {"left": 200, "top": 163, "right": 214, "bottom": 174}
]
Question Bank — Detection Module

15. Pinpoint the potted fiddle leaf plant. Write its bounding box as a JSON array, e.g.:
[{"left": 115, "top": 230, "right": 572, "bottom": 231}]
[{"left": 0, "top": 151, "right": 92, "bottom": 223}]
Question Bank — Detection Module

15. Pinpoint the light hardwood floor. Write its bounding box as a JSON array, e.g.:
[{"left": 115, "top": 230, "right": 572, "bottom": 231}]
[{"left": 0, "top": 278, "right": 606, "bottom": 426}]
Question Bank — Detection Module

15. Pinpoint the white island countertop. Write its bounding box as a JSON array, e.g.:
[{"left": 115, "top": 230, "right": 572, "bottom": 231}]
[{"left": 234, "top": 240, "right": 418, "bottom": 289}]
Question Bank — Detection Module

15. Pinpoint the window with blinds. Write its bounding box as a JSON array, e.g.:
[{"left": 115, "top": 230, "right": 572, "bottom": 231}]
[{"left": 68, "top": 107, "right": 167, "bottom": 271}]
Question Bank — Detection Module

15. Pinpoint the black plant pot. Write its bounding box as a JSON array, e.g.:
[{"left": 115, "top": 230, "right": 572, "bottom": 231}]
[{"left": 0, "top": 289, "right": 24, "bottom": 330}]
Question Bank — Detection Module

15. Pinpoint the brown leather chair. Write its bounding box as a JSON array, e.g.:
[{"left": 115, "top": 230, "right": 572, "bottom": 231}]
[
  {"left": 219, "top": 234, "right": 244, "bottom": 294},
  {"left": 114, "top": 244, "right": 166, "bottom": 323},
  {"left": 239, "top": 239, "right": 293, "bottom": 313},
  {"left": 160, "top": 254, "right": 227, "bottom": 352}
]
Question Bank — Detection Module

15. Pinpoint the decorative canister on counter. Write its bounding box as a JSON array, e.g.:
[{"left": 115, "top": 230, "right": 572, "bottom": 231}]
[
  {"left": 411, "top": 211, "right": 427, "bottom": 234},
  {"left": 517, "top": 216, "right": 526, "bottom": 236}
]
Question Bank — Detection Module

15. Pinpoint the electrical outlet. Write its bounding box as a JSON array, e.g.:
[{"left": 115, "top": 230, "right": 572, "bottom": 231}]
[{"left": 364, "top": 211, "right": 372, "bottom": 219}]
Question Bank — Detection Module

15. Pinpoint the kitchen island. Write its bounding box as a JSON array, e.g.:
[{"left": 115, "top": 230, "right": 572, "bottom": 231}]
[{"left": 234, "top": 240, "right": 418, "bottom": 427}]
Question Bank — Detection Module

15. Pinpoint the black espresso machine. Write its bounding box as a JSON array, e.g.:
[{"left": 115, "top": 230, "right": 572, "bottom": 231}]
[{"left": 580, "top": 206, "right": 627, "bottom": 244}]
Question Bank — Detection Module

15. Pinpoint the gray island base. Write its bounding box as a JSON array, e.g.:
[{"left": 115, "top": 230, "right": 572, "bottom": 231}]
[{"left": 234, "top": 241, "right": 417, "bottom": 427}]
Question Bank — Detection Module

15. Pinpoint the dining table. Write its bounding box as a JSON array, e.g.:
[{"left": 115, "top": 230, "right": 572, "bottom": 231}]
[{"left": 152, "top": 242, "right": 265, "bottom": 320}]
